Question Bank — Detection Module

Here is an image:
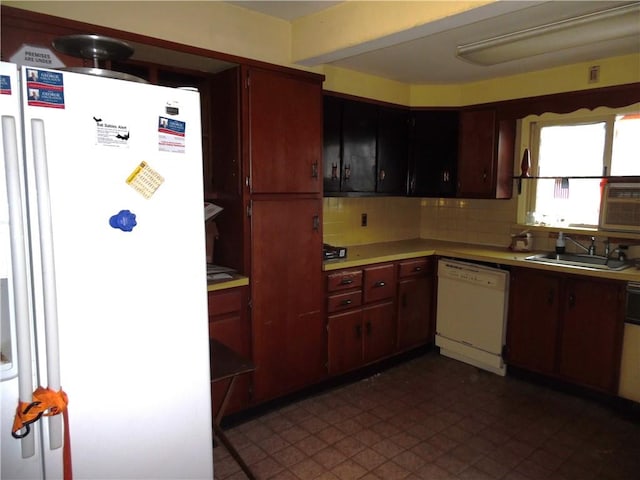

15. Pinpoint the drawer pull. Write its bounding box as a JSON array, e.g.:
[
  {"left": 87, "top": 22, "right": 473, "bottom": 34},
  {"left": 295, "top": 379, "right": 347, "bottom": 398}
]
[
  {"left": 374, "top": 281, "right": 386, "bottom": 288},
  {"left": 340, "top": 278, "right": 354, "bottom": 285},
  {"left": 413, "top": 266, "right": 422, "bottom": 272},
  {"left": 340, "top": 299, "right": 353, "bottom": 306}
]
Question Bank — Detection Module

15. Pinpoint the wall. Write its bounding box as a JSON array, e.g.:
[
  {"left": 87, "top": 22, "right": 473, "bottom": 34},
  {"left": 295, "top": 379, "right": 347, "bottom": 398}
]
[
  {"left": 323, "top": 197, "right": 422, "bottom": 247},
  {"left": 7, "top": 2, "right": 639, "bottom": 108},
  {"left": 3, "top": 1, "right": 295, "bottom": 68},
  {"left": 323, "top": 196, "right": 517, "bottom": 249}
]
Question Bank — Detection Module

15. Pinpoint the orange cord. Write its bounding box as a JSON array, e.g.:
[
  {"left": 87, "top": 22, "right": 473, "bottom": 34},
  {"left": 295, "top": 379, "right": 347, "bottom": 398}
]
[{"left": 12, "top": 387, "right": 72, "bottom": 479}]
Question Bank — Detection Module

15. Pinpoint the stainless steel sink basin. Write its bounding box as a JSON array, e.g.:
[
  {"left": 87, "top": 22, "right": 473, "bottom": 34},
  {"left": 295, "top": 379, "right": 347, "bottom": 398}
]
[{"left": 524, "top": 252, "right": 632, "bottom": 271}]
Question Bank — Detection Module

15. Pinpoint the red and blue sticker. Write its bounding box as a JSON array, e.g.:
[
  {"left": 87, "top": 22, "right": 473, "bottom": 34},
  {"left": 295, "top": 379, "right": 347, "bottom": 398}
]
[
  {"left": 26, "top": 68, "right": 65, "bottom": 109},
  {"left": 158, "top": 116, "right": 186, "bottom": 153},
  {"left": 1, "top": 75, "right": 11, "bottom": 95}
]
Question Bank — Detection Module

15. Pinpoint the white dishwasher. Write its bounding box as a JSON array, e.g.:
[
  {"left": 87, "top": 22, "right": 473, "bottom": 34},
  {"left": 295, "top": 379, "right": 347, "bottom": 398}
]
[{"left": 436, "top": 259, "right": 510, "bottom": 376}]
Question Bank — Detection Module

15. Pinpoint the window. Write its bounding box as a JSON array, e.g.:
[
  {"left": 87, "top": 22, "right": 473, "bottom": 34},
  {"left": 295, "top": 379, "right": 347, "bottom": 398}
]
[{"left": 524, "top": 107, "right": 640, "bottom": 228}]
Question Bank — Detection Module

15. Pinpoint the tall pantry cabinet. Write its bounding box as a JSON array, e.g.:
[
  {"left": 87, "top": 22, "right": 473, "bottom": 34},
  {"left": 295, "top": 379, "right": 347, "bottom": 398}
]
[{"left": 242, "top": 66, "right": 325, "bottom": 402}]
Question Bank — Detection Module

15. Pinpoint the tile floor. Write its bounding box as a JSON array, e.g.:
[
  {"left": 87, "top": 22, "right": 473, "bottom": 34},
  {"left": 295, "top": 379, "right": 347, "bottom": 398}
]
[{"left": 213, "top": 353, "right": 640, "bottom": 479}]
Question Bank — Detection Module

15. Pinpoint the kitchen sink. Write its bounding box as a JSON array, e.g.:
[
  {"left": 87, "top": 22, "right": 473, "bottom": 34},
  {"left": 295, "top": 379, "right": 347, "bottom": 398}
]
[{"left": 524, "top": 252, "right": 632, "bottom": 271}]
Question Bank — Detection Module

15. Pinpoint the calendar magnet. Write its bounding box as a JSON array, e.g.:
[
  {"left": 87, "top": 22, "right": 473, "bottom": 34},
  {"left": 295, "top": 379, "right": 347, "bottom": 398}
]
[{"left": 126, "top": 161, "right": 164, "bottom": 198}]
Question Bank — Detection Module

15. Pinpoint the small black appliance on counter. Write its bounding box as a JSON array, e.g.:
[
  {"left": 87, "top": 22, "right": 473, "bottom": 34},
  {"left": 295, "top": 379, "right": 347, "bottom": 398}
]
[{"left": 323, "top": 243, "right": 347, "bottom": 260}]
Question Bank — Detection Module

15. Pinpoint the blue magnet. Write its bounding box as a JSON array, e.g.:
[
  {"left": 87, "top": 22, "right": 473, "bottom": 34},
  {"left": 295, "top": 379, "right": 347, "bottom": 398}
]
[{"left": 109, "top": 210, "right": 137, "bottom": 232}]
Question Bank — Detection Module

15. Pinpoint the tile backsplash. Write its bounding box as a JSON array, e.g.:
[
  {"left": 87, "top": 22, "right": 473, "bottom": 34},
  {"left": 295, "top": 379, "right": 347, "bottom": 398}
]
[{"left": 323, "top": 196, "right": 517, "bottom": 247}]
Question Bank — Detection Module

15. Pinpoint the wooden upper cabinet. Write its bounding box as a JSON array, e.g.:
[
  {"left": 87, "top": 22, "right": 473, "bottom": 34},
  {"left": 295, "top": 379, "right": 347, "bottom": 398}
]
[
  {"left": 408, "top": 110, "right": 459, "bottom": 197},
  {"left": 323, "top": 95, "right": 343, "bottom": 194},
  {"left": 457, "top": 109, "right": 515, "bottom": 199},
  {"left": 377, "top": 106, "right": 409, "bottom": 194},
  {"left": 322, "top": 96, "right": 409, "bottom": 196},
  {"left": 341, "top": 99, "right": 378, "bottom": 193},
  {"left": 245, "top": 67, "right": 322, "bottom": 194}
]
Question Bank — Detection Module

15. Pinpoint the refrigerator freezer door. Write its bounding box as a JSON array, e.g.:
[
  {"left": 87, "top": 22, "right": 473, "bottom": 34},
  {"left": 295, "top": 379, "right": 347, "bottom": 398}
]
[
  {"left": 14, "top": 66, "right": 213, "bottom": 479},
  {"left": 1, "top": 61, "right": 44, "bottom": 480}
]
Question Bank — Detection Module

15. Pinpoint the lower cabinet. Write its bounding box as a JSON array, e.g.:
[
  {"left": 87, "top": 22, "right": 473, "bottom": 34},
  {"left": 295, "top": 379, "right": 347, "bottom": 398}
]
[
  {"left": 506, "top": 267, "right": 626, "bottom": 393},
  {"left": 327, "top": 264, "right": 396, "bottom": 375},
  {"left": 396, "top": 258, "right": 435, "bottom": 350},
  {"left": 207, "top": 286, "right": 251, "bottom": 417},
  {"left": 326, "top": 258, "right": 435, "bottom": 376}
]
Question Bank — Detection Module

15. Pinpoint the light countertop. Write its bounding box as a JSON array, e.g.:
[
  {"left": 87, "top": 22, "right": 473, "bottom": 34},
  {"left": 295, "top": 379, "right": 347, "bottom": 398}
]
[
  {"left": 207, "top": 273, "right": 249, "bottom": 292},
  {"left": 323, "top": 238, "right": 640, "bottom": 282}
]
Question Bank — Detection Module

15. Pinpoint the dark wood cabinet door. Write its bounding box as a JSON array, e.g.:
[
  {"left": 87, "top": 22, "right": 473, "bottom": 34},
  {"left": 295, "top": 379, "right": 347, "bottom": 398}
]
[
  {"left": 457, "top": 109, "right": 497, "bottom": 197},
  {"left": 341, "top": 99, "right": 378, "bottom": 192},
  {"left": 506, "top": 268, "right": 560, "bottom": 375},
  {"left": 363, "top": 302, "right": 396, "bottom": 364},
  {"left": 409, "top": 110, "right": 459, "bottom": 197},
  {"left": 327, "top": 309, "right": 363, "bottom": 375},
  {"left": 558, "top": 278, "right": 625, "bottom": 393},
  {"left": 397, "top": 276, "right": 433, "bottom": 349},
  {"left": 250, "top": 198, "right": 324, "bottom": 401},
  {"left": 323, "top": 95, "right": 343, "bottom": 194},
  {"left": 377, "top": 106, "right": 409, "bottom": 194},
  {"left": 457, "top": 109, "right": 514, "bottom": 199},
  {"left": 246, "top": 67, "right": 322, "bottom": 194}
]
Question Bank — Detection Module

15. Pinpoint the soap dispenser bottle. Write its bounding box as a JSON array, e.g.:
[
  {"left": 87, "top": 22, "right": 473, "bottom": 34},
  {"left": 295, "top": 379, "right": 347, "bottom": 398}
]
[{"left": 556, "top": 232, "right": 565, "bottom": 254}]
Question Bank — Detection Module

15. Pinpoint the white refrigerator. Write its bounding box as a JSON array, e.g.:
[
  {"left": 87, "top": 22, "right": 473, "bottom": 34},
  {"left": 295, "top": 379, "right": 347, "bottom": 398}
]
[{"left": 1, "top": 62, "right": 214, "bottom": 479}]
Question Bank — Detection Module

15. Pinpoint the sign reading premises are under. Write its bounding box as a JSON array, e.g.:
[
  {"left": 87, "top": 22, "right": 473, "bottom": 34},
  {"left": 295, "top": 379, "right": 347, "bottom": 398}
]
[
  {"left": 10, "top": 44, "right": 66, "bottom": 69},
  {"left": 26, "top": 68, "right": 65, "bottom": 109}
]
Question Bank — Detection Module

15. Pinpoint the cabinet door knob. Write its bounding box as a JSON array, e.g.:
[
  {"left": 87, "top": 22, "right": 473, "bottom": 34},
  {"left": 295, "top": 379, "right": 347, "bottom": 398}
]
[
  {"left": 365, "top": 321, "right": 372, "bottom": 335},
  {"left": 379, "top": 169, "right": 386, "bottom": 181},
  {"left": 311, "top": 162, "right": 318, "bottom": 178},
  {"left": 355, "top": 324, "right": 362, "bottom": 338},
  {"left": 313, "top": 215, "right": 320, "bottom": 231},
  {"left": 568, "top": 293, "right": 576, "bottom": 308}
]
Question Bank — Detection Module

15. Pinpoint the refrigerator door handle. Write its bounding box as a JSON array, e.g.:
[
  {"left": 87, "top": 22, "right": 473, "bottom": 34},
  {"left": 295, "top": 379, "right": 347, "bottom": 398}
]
[
  {"left": 31, "top": 119, "right": 63, "bottom": 450},
  {"left": 2, "top": 115, "right": 36, "bottom": 458}
]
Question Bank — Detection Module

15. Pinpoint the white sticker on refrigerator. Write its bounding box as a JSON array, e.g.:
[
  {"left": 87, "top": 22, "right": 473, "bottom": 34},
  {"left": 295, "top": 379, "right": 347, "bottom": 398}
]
[
  {"left": 158, "top": 116, "right": 185, "bottom": 153},
  {"left": 94, "top": 117, "right": 130, "bottom": 147}
]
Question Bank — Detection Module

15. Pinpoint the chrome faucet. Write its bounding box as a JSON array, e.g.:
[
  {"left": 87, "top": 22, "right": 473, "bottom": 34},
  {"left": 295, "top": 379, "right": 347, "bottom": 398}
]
[
  {"left": 565, "top": 235, "right": 596, "bottom": 256},
  {"left": 604, "top": 239, "right": 628, "bottom": 261}
]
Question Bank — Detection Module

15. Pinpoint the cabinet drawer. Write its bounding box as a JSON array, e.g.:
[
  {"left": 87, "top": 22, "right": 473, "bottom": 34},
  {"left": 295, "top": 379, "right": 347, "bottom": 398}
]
[
  {"left": 363, "top": 264, "right": 396, "bottom": 303},
  {"left": 328, "top": 290, "right": 362, "bottom": 313},
  {"left": 208, "top": 289, "right": 242, "bottom": 317},
  {"left": 327, "top": 270, "right": 363, "bottom": 292},
  {"left": 398, "top": 258, "right": 431, "bottom": 278}
]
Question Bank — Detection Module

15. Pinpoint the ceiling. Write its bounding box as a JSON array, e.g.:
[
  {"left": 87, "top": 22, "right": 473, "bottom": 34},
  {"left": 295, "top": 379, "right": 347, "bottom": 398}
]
[{"left": 227, "top": 0, "right": 640, "bottom": 84}]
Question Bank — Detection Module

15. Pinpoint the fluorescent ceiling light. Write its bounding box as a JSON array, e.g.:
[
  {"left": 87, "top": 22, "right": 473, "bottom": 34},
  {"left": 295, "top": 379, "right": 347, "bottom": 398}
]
[{"left": 457, "top": 2, "right": 640, "bottom": 66}]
